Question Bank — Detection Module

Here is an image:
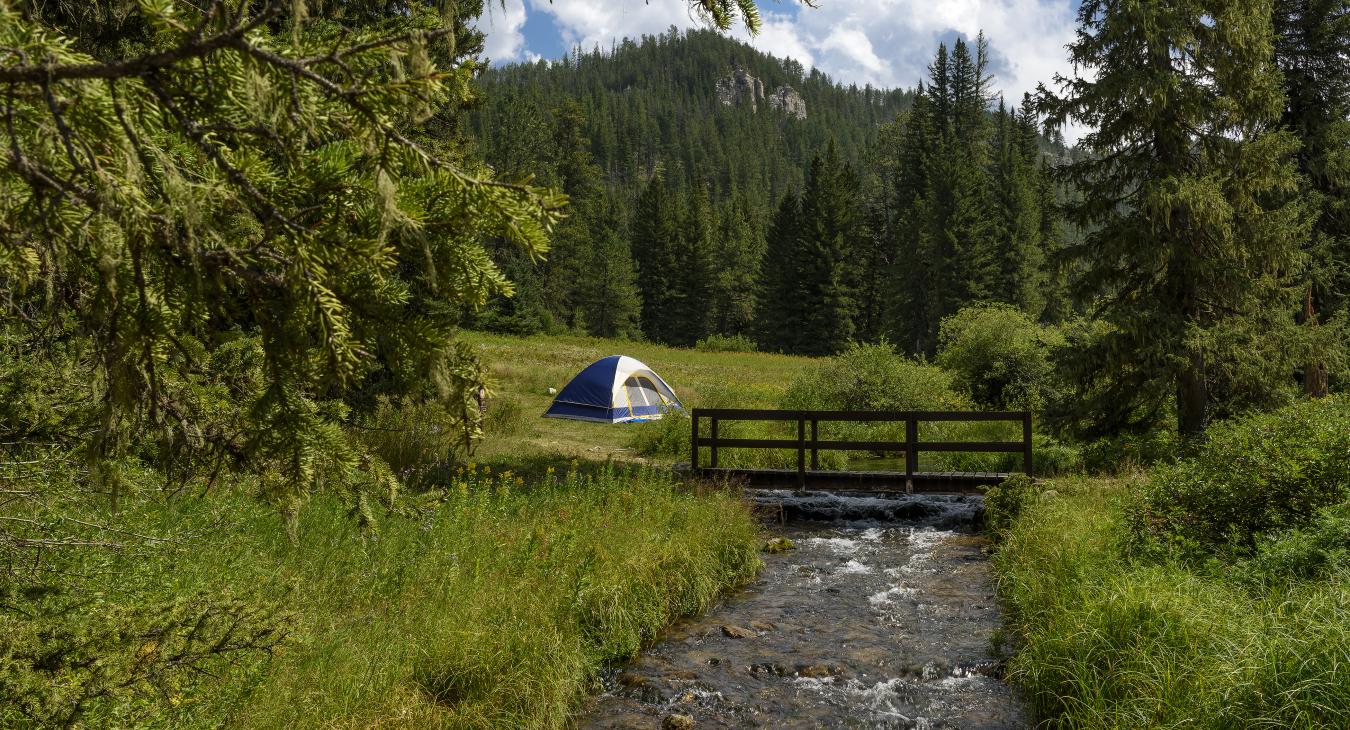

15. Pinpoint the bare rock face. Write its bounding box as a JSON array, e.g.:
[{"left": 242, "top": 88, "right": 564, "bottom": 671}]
[
  {"left": 716, "top": 65, "right": 765, "bottom": 111},
  {"left": 717, "top": 67, "right": 806, "bottom": 119},
  {"left": 768, "top": 84, "right": 807, "bottom": 120}
]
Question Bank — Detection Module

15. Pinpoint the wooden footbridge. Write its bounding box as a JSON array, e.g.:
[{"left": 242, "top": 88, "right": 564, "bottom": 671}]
[{"left": 690, "top": 409, "right": 1032, "bottom": 494}]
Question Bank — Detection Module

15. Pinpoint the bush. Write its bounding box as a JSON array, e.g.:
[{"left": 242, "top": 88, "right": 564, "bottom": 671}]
[
  {"left": 694, "top": 333, "right": 758, "bottom": 353},
  {"left": 983, "top": 473, "right": 1042, "bottom": 537},
  {"left": 629, "top": 407, "right": 691, "bottom": 460},
  {"left": 1238, "top": 503, "right": 1350, "bottom": 587},
  {"left": 484, "top": 394, "right": 526, "bottom": 437},
  {"left": 1081, "top": 428, "right": 1180, "bottom": 474},
  {"left": 778, "top": 342, "right": 965, "bottom": 468},
  {"left": 357, "top": 396, "right": 465, "bottom": 488},
  {"left": 1033, "top": 434, "right": 1084, "bottom": 477},
  {"left": 781, "top": 341, "right": 967, "bottom": 412},
  {"left": 1133, "top": 397, "right": 1350, "bottom": 558},
  {"left": 936, "top": 304, "right": 1065, "bottom": 411}
]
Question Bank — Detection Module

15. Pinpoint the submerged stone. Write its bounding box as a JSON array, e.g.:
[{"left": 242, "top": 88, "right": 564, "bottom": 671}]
[
  {"left": 661, "top": 713, "right": 695, "bottom": 730},
  {"left": 720, "top": 624, "right": 758, "bottom": 639},
  {"left": 762, "top": 536, "right": 796, "bottom": 553}
]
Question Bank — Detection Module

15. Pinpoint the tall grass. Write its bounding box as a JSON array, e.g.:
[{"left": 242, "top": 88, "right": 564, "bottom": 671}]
[
  {"left": 995, "top": 478, "right": 1350, "bottom": 728},
  {"left": 4, "top": 466, "right": 760, "bottom": 728}
]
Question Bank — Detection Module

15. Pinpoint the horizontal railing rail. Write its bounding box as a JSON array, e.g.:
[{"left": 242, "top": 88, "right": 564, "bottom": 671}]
[{"left": 690, "top": 408, "right": 1032, "bottom": 490}]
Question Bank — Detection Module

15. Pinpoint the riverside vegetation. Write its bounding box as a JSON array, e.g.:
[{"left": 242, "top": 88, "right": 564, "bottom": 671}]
[{"left": 989, "top": 398, "right": 1350, "bottom": 728}]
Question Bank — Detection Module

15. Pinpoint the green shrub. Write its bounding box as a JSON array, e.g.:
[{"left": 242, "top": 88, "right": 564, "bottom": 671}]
[
  {"left": 1081, "top": 428, "right": 1180, "bottom": 474},
  {"left": 1033, "top": 434, "right": 1084, "bottom": 477},
  {"left": 983, "top": 473, "right": 1042, "bottom": 537},
  {"left": 781, "top": 341, "right": 967, "bottom": 412},
  {"left": 357, "top": 396, "right": 465, "bottom": 488},
  {"left": 484, "top": 394, "right": 526, "bottom": 437},
  {"left": 1237, "top": 503, "right": 1350, "bottom": 587},
  {"left": 694, "top": 333, "right": 758, "bottom": 353},
  {"left": 778, "top": 343, "right": 963, "bottom": 469},
  {"left": 629, "top": 408, "right": 691, "bottom": 460},
  {"left": 1132, "top": 397, "right": 1350, "bottom": 558},
  {"left": 935, "top": 304, "right": 1065, "bottom": 411}
]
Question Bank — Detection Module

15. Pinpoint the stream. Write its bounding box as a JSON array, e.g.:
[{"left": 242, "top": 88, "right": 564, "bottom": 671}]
[{"left": 575, "top": 491, "right": 1027, "bottom": 729}]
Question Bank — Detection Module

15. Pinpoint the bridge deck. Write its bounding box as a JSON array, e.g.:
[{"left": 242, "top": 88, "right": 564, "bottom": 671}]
[{"left": 693, "top": 467, "right": 1011, "bottom": 494}]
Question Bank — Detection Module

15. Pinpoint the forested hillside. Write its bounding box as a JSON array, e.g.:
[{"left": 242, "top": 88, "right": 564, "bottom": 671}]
[
  {"left": 466, "top": 30, "right": 1072, "bottom": 352},
  {"left": 470, "top": 27, "right": 911, "bottom": 200}
]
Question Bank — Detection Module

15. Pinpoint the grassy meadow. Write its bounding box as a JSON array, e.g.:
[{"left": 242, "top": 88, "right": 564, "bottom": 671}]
[
  {"left": 466, "top": 330, "right": 816, "bottom": 466},
  {"left": 3, "top": 457, "right": 760, "bottom": 729},
  {"left": 468, "top": 331, "right": 1053, "bottom": 476}
]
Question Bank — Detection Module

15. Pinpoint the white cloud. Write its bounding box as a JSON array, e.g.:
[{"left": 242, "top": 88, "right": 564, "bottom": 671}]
[
  {"left": 759, "top": 0, "right": 1079, "bottom": 102},
  {"left": 745, "top": 12, "right": 815, "bottom": 68},
  {"left": 531, "top": 0, "right": 701, "bottom": 53},
  {"left": 476, "top": 0, "right": 1083, "bottom": 134},
  {"left": 473, "top": 0, "right": 529, "bottom": 62}
]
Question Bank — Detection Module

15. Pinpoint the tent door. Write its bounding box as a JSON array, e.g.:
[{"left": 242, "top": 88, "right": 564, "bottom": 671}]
[{"left": 623, "top": 375, "right": 665, "bottom": 416}]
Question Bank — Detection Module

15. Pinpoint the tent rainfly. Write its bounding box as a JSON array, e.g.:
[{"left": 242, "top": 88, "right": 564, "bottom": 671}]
[{"left": 543, "top": 356, "right": 683, "bottom": 423}]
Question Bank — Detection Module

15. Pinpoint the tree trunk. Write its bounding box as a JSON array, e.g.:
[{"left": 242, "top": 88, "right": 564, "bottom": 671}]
[
  {"left": 1178, "top": 346, "right": 1209, "bottom": 437},
  {"left": 1304, "top": 284, "right": 1330, "bottom": 397},
  {"left": 1175, "top": 248, "right": 1208, "bottom": 437}
]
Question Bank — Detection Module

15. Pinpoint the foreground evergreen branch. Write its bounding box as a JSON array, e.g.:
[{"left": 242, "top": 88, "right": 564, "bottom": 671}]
[{"left": 0, "top": 0, "right": 565, "bottom": 513}]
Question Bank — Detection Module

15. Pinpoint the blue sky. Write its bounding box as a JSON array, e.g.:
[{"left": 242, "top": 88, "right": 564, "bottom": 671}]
[{"left": 474, "top": 1, "right": 1084, "bottom": 108}]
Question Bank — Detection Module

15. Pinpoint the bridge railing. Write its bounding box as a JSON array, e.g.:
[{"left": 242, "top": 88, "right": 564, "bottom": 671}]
[{"left": 689, "top": 408, "right": 1032, "bottom": 490}]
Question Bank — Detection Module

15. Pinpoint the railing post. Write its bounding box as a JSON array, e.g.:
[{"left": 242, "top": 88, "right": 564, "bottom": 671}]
[
  {"left": 905, "top": 414, "right": 918, "bottom": 493},
  {"left": 1022, "top": 411, "right": 1034, "bottom": 476},
  {"left": 690, "top": 410, "right": 699, "bottom": 473},
  {"left": 810, "top": 419, "right": 819, "bottom": 471},
  {"left": 710, "top": 418, "right": 719, "bottom": 469},
  {"left": 796, "top": 417, "right": 806, "bottom": 492}
]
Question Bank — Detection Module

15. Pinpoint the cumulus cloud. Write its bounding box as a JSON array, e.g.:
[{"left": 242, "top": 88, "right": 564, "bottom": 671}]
[
  {"left": 473, "top": 0, "right": 529, "bottom": 62},
  {"left": 476, "top": 0, "right": 1082, "bottom": 132},
  {"left": 531, "top": 0, "right": 701, "bottom": 53},
  {"left": 760, "top": 0, "right": 1079, "bottom": 104}
]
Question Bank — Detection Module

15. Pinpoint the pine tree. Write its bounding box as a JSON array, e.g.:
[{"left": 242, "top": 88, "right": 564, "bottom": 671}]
[
  {"left": 885, "top": 87, "right": 941, "bottom": 354},
  {"left": 578, "top": 218, "right": 644, "bottom": 340},
  {"left": 709, "top": 193, "right": 762, "bottom": 336},
  {"left": 1044, "top": 0, "right": 1309, "bottom": 437},
  {"left": 991, "top": 97, "right": 1048, "bottom": 317},
  {"left": 852, "top": 179, "right": 892, "bottom": 344},
  {"left": 1273, "top": 0, "right": 1350, "bottom": 396},
  {"left": 756, "top": 190, "right": 803, "bottom": 351},
  {"left": 0, "top": 0, "right": 564, "bottom": 507},
  {"left": 796, "top": 142, "right": 860, "bottom": 355},
  {"left": 631, "top": 173, "right": 681, "bottom": 343},
  {"left": 668, "top": 183, "right": 717, "bottom": 346},
  {"left": 879, "top": 38, "right": 1009, "bottom": 355}
]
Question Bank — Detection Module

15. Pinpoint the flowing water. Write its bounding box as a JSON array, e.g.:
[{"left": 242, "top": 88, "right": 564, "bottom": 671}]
[{"left": 575, "top": 491, "right": 1027, "bottom": 729}]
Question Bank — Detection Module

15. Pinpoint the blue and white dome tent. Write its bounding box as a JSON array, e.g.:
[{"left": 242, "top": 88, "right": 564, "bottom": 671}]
[{"left": 544, "top": 356, "right": 684, "bottom": 423}]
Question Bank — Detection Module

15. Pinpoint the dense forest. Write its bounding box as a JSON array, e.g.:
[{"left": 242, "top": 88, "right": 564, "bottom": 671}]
[
  {"left": 466, "top": 29, "right": 1073, "bottom": 354},
  {"left": 469, "top": 12, "right": 1349, "bottom": 439}
]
